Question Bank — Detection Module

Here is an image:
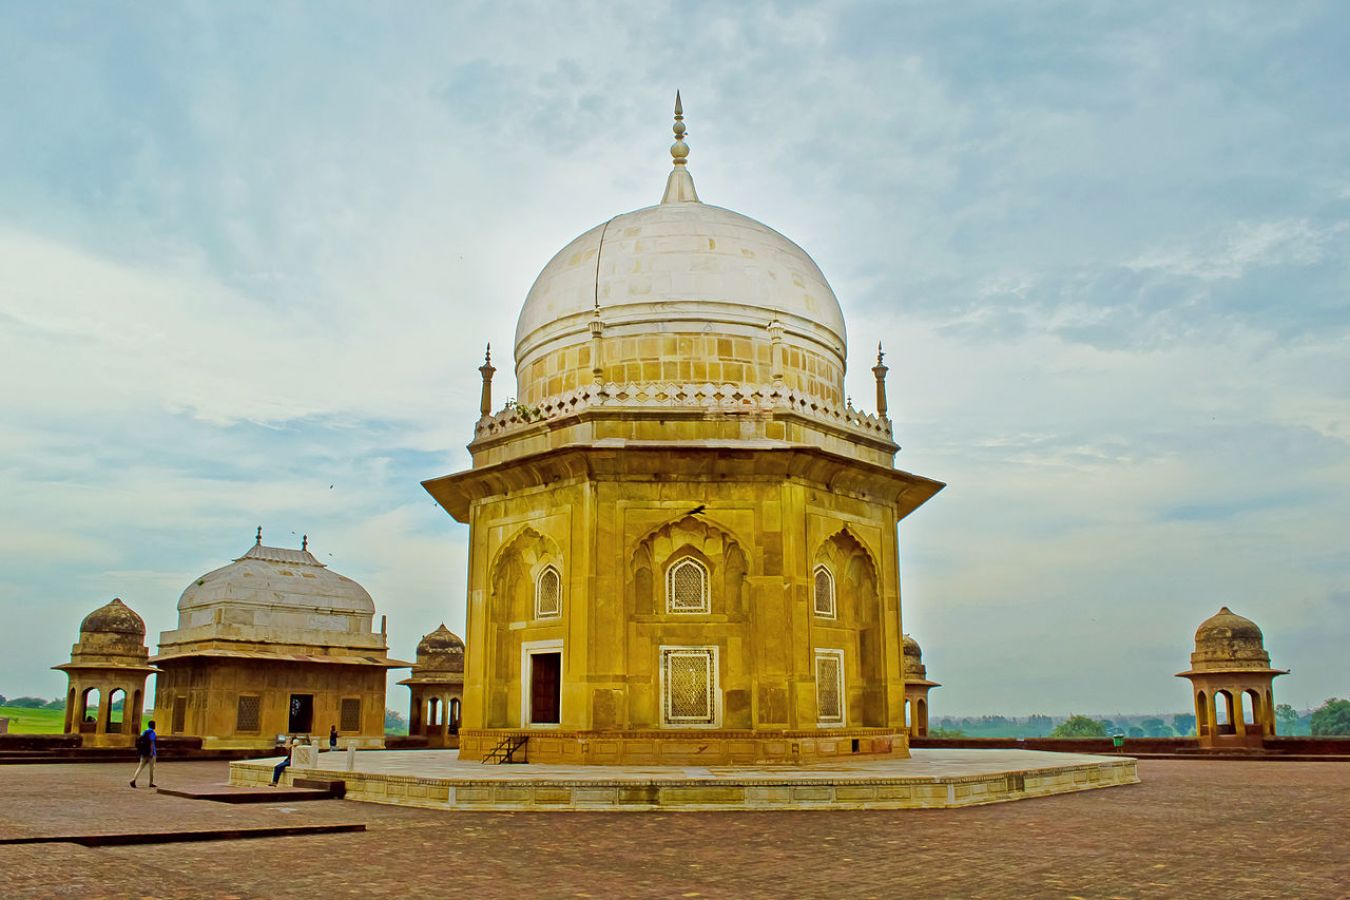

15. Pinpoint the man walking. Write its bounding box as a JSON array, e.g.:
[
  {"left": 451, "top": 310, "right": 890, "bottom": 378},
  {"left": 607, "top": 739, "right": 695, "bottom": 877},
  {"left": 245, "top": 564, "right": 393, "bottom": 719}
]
[{"left": 129, "top": 719, "right": 157, "bottom": 788}]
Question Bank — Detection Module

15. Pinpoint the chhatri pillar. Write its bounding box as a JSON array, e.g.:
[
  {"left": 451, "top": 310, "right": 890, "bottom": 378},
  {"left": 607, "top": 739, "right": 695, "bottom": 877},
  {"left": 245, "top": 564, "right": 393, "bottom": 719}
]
[
  {"left": 423, "top": 97, "right": 944, "bottom": 765},
  {"left": 902, "top": 634, "right": 940, "bottom": 738},
  {"left": 53, "top": 598, "right": 157, "bottom": 748},
  {"left": 1177, "top": 607, "right": 1286, "bottom": 749},
  {"left": 400, "top": 624, "right": 465, "bottom": 748}
]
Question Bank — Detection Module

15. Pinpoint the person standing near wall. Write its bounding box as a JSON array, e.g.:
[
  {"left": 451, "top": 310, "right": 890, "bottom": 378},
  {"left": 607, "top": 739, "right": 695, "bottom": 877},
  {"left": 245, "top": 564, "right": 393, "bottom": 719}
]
[{"left": 129, "top": 719, "right": 157, "bottom": 788}]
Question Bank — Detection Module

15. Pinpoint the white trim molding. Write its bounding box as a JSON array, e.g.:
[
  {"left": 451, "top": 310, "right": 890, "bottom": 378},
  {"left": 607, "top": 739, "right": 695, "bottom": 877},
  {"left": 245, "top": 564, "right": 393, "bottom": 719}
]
[{"left": 519, "top": 638, "right": 564, "bottom": 728}]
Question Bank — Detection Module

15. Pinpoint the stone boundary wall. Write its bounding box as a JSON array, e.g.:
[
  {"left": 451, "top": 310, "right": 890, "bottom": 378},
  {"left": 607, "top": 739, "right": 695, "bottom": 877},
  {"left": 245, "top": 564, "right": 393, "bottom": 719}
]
[{"left": 911, "top": 736, "right": 1350, "bottom": 756}]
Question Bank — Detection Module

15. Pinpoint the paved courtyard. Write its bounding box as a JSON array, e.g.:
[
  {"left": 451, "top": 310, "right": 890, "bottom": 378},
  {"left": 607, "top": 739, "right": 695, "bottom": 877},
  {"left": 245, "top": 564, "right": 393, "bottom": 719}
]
[{"left": 1, "top": 758, "right": 1346, "bottom": 898}]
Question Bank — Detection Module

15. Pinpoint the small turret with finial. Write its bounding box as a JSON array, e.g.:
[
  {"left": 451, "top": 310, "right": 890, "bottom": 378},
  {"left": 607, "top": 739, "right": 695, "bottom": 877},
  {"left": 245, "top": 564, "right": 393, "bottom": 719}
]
[
  {"left": 872, "top": 342, "right": 890, "bottom": 417},
  {"left": 478, "top": 343, "right": 496, "bottom": 419}
]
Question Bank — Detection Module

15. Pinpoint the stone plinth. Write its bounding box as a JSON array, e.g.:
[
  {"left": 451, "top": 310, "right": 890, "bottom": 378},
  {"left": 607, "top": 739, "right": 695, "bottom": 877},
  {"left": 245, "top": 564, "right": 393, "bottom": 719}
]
[
  {"left": 230, "top": 748, "right": 1139, "bottom": 812},
  {"left": 459, "top": 727, "right": 907, "bottom": 766}
]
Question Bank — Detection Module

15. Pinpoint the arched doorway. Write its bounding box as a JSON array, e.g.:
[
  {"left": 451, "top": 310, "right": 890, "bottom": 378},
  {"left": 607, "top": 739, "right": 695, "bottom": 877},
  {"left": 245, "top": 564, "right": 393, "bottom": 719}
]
[
  {"left": 1214, "top": 690, "right": 1235, "bottom": 735},
  {"left": 427, "top": 697, "right": 442, "bottom": 733},
  {"left": 107, "top": 688, "right": 126, "bottom": 734},
  {"left": 80, "top": 687, "right": 101, "bottom": 734}
]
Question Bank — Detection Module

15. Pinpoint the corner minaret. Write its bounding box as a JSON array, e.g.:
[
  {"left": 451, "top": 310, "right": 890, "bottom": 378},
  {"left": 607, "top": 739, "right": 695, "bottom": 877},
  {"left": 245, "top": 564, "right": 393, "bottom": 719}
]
[
  {"left": 478, "top": 344, "right": 496, "bottom": 419},
  {"left": 873, "top": 343, "right": 889, "bottom": 417},
  {"left": 661, "top": 91, "right": 700, "bottom": 204}
]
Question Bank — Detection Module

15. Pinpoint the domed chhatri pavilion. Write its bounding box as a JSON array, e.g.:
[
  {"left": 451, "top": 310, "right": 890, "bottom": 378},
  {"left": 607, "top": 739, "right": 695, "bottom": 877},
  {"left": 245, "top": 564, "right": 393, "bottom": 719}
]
[
  {"left": 902, "top": 634, "right": 940, "bottom": 738},
  {"left": 424, "top": 97, "right": 946, "bottom": 765},
  {"left": 54, "top": 598, "right": 157, "bottom": 748},
  {"left": 150, "top": 530, "right": 408, "bottom": 750},
  {"left": 1177, "top": 607, "right": 1287, "bottom": 748},
  {"left": 400, "top": 624, "right": 466, "bottom": 748}
]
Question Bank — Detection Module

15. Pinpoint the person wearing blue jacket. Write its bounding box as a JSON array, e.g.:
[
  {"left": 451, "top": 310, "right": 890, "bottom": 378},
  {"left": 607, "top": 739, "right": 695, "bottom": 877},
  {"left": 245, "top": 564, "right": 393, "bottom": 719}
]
[{"left": 129, "top": 719, "right": 157, "bottom": 788}]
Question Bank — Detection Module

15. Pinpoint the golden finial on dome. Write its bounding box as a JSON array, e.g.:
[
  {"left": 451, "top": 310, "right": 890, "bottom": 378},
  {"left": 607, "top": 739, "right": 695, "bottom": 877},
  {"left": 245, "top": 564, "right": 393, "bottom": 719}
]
[
  {"left": 671, "top": 91, "right": 689, "bottom": 167},
  {"left": 661, "top": 91, "right": 700, "bottom": 204}
]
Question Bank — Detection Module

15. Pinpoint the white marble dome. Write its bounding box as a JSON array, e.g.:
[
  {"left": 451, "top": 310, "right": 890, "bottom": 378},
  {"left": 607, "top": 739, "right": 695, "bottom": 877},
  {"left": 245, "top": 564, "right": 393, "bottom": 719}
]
[
  {"left": 515, "top": 202, "right": 847, "bottom": 362},
  {"left": 510, "top": 105, "right": 849, "bottom": 407},
  {"left": 175, "top": 539, "right": 375, "bottom": 635}
]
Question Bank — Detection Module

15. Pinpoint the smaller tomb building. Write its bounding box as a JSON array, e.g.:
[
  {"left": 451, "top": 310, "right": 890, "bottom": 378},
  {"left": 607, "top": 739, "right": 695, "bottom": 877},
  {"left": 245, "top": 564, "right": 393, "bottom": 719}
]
[
  {"left": 151, "top": 531, "right": 408, "bottom": 749},
  {"left": 400, "top": 624, "right": 466, "bottom": 747},
  {"left": 1177, "top": 606, "right": 1287, "bottom": 748}
]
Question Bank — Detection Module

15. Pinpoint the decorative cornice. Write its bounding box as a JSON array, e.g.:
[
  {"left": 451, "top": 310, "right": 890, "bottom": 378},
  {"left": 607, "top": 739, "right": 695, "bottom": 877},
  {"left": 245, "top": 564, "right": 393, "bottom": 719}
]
[
  {"left": 477, "top": 381, "right": 894, "bottom": 447},
  {"left": 424, "top": 442, "right": 944, "bottom": 524}
]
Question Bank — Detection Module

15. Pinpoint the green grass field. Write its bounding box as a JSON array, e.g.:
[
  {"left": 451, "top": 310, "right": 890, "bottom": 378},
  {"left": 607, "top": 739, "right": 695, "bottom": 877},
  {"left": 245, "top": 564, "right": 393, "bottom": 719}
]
[{"left": 0, "top": 705, "right": 69, "bottom": 734}]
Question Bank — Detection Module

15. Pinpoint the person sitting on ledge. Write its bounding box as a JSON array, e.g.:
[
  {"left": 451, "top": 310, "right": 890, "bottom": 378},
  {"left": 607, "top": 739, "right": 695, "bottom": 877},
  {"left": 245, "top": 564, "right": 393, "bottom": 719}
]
[{"left": 270, "top": 737, "right": 294, "bottom": 787}]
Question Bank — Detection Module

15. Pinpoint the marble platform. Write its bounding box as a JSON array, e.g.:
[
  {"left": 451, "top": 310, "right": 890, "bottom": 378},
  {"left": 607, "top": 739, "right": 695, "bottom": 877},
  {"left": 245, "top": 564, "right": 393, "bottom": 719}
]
[{"left": 229, "top": 748, "right": 1138, "bottom": 811}]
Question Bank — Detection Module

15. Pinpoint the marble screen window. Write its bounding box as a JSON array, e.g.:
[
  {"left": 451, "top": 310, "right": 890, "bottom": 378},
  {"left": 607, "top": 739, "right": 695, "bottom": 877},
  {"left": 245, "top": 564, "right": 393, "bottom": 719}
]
[
  {"left": 660, "top": 646, "right": 719, "bottom": 725},
  {"left": 667, "top": 557, "right": 710, "bottom": 613},
  {"left": 815, "top": 648, "right": 845, "bottom": 725},
  {"left": 813, "top": 565, "right": 836, "bottom": 618},
  {"left": 536, "top": 566, "right": 562, "bottom": 618}
]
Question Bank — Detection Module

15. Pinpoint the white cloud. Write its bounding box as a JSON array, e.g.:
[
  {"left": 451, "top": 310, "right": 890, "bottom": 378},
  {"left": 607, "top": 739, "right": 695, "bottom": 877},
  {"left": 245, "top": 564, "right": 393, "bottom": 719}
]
[{"left": 1126, "top": 219, "right": 1341, "bottom": 281}]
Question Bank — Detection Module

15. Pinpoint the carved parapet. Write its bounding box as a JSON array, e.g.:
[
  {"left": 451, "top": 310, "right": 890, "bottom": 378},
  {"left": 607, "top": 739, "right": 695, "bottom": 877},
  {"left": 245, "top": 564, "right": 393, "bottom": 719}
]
[{"left": 476, "top": 382, "right": 893, "bottom": 443}]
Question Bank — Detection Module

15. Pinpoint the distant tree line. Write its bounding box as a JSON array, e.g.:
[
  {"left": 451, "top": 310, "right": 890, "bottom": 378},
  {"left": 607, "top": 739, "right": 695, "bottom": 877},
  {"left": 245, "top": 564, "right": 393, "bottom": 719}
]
[
  {"left": 931, "top": 700, "right": 1350, "bottom": 738},
  {"left": 0, "top": 696, "right": 66, "bottom": 710}
]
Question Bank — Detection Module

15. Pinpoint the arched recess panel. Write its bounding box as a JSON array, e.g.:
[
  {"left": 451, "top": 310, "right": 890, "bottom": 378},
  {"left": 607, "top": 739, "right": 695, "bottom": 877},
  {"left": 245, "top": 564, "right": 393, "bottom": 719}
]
[{"left": 815, "top": 528, "right": 884, "bottom": 726}]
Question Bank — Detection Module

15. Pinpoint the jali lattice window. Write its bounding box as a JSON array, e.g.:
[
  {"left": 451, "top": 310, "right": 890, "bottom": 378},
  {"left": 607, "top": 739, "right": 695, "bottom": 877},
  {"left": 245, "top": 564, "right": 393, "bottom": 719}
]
[
  {"left": 340, "top": 698, "right": 361, "bottom": 732},
  {"left": 667, "top": 556, "right": 710, "bottom": 614},
  {"left": 536, "top": 566, "right": 561, "bottom": 618},
  {"left": 813, "top": 565, "right": 836, "bottom": 618},
  {"left": 235, "top": 695, "right": 260, "bottom": 733},
  {"left": 815, "top": 649, "right": 845, "bottom": 725},
  {"left": 661, "top": 646, "right": 718, "bottom": 725}
]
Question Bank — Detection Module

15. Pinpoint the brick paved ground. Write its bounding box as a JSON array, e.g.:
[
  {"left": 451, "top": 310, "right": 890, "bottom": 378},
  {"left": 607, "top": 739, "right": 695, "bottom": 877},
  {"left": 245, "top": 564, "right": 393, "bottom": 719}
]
[{"left": 1, "top": 759, "right": 1346, "bottom": 898}]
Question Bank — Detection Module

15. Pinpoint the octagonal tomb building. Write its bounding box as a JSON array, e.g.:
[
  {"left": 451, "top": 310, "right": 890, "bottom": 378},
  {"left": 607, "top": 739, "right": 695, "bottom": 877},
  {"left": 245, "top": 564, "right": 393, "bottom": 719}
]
[{"left": 424, "top": 98, "right": 945, "bottom": 765}]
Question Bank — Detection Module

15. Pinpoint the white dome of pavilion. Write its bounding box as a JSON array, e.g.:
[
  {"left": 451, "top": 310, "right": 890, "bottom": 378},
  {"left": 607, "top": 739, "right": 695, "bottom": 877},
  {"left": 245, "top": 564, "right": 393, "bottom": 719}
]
[{"left": 174, "top": 532, "right": 375, "bottom": 635}]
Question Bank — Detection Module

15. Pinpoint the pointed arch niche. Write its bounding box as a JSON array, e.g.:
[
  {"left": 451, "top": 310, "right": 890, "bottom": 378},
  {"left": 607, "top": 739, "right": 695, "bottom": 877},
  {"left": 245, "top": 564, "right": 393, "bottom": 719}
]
[
  {"left": 487, "top": 526, "right": 564, "bottom": 727},
  {"left": 628, "top": 516, "right": 749, "bottom": 621},
  {"left": 813, "top": 528, "right": 885, "bottom": 727}
]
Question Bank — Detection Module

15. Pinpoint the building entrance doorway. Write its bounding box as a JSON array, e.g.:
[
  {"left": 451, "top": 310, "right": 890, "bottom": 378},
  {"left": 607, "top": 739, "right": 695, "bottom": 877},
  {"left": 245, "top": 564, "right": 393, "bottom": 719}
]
[
  {"left": 528, "top": 652, "right": 561, "bottom": 725},
  {"left": 289, "top": 694, "right": 314, "bottom": 733}
]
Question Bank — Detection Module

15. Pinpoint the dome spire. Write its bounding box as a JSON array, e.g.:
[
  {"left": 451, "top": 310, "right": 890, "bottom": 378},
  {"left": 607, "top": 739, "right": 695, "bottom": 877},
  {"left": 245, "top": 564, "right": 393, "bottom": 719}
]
[{"left": 661, "top": 91, "right": 700, "bottom": 204}]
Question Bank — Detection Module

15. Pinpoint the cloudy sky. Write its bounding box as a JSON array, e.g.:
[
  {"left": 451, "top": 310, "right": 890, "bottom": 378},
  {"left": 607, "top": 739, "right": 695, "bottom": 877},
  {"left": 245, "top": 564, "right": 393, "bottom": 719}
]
[{"left": 2, "top": 2, "right": 1346, "bottom": 716}]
